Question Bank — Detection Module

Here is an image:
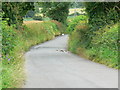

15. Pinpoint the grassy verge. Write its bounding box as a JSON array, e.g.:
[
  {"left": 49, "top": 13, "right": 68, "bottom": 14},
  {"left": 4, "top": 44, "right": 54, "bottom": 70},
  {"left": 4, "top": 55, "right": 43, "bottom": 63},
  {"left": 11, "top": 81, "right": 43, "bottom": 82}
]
[
  {"left": 67, "top": 15, "right": 119, "bottom": 69},
  {"left": 2, "top": 20, "right": 65, "bottom": 88}
]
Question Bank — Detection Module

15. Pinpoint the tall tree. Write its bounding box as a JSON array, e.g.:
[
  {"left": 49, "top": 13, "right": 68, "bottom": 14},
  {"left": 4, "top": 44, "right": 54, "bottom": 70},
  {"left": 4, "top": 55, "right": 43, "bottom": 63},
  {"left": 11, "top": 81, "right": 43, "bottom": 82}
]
[
  {"left": 84, "top": 2, "right": 120, "bottom": 47},
  {"left": 38, "top": 2, "right": 71, "bottom": 24},
  {"left": 2, "top": 2, "right": 34, "bottom": 29},
  {"left": 85, "top": 2, "right": 120, "bottom": 28}
]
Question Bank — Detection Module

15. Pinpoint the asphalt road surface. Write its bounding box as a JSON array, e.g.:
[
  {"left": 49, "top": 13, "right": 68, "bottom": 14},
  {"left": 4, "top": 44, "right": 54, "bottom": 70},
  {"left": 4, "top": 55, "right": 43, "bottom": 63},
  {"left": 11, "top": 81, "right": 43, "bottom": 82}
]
[{"left": 24, "top": 35, "right": 118, "bottom": 88}]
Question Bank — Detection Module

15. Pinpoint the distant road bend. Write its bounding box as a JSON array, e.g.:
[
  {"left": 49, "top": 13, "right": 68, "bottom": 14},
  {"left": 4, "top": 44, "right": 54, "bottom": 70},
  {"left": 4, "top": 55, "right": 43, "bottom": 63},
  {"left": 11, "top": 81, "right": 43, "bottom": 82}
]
[{"left": 24, "top": 35, "right": 118, "bottom": 88}]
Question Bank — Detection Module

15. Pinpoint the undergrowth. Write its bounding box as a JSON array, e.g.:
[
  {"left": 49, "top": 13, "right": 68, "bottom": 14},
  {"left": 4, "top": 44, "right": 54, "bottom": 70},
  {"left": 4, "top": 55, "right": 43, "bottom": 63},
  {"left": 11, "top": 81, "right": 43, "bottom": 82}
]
[
  {"left": 2, "top": 20, "right": 65, "bottom": 88},
  {"left": 68, "top": 15, "right": 119, "bottom": 69}
]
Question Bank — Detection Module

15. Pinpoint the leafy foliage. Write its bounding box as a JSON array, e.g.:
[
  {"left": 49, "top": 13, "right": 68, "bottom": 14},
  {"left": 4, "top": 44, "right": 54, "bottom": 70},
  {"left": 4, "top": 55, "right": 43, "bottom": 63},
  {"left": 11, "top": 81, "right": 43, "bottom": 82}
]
[
  {"left": 68, "top": 19, "right": 119, "bottom": 68},
  {"left": 67, "top": 15, "right": 87, "bottom": 33},
  {"left": 2, "top": 20, "right": 65, "bottom": 88},
  {"left": 51, "top": 20, "right": 66, "bottom": 34},
  {"left": 68, "top": 24, "right": 89, "bottom": 53},
  {"left": 68, "top": 2, "right": 119, "bottom": 68},
  {"left": 33, "top": 15, "right": 42, "bottom": 21},
  {"left": 2, "top": 2, "right": 34, "bottom": 29},
  {"left": 84, "top": 2, "right": 120, "bottom": 46},
  {"left": 85, "top": 2, "right": 120, "bottom": 28},
  {"left": 87, "top": 23, "right": 119, "bottom": 68},
  {"left": 2, "top": 21, "right": 16, "bottom": 55},
  {"left": 38, "top": 2, "right": 71, "bottom": 24}
]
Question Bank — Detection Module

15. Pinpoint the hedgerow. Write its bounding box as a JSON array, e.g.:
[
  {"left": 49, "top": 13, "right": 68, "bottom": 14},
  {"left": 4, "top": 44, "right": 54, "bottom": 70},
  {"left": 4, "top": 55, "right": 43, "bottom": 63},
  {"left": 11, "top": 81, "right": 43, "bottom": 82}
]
[
  {"left": 89, "top": 23, "right": 119, "bottom": 68},
  {"left": 68, "top": 20, "right": 119, "bottom": 68},
  {"left": 2, "top": 20, "right": 65, "bottom": 88},
  {"left": 68, "top": 2, "right": 119, "bottom": 69},
  {"left": 67, "top": 15, "right": 87, "bottom": 33}
]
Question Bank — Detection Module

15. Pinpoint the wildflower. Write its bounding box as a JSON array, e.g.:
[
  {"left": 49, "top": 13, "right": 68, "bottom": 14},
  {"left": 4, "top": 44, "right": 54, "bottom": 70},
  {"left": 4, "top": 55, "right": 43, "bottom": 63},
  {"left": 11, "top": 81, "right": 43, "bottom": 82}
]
[{"left": 8, "top": 58, "right": 11, "bottom": 61}]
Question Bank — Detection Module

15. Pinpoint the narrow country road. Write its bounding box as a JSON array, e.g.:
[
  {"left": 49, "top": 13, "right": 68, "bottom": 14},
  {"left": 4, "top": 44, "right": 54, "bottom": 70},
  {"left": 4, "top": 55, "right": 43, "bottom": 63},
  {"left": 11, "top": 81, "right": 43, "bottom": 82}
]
[{"left": 24, "top": 35, "right": 118, "bottom": 88}]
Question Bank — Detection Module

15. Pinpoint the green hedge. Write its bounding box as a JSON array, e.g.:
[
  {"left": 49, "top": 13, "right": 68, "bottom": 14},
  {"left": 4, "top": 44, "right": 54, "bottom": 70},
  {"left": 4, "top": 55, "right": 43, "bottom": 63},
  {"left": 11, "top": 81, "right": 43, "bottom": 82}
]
[
  {"left": 2, "top": 21, "right": 16, "bottom": 55},
  {"left": 68, "top": 3, "right": 119, "bottom": 69},
  {"left": 67, "top": 15, "right": 87, "bottom": 33},
  {"left": 2, "top": 20, "right": 65, "bottom": 88},
  {"left": 33, "top": 15, "right": 42, "bottom": 21},
  {"left": 68, "top": 22, "right": 119, "bottom": 69},
  {"left": 88, "top": 23, "right": 119, "bottom": 68}
]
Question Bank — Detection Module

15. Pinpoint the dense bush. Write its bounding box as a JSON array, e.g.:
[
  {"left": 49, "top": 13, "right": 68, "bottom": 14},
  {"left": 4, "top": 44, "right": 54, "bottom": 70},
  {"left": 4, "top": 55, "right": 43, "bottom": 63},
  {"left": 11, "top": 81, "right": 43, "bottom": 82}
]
[
  {"left": 88, "top": 23, "right": 119, "bottom": 68},
  {"left": 2, "top": 21, "right": 16, "bottom": 55},
  {"left": 68, "top": 2, "right": 119, "bottom": 69},
  {"left": 68, "top": 16, "right": 119, "bottom": 68},
  {"left": 67, "top": 15, "right": 87, "bottom": 33},
  {"left": 2, "top": 20, "right": 65, "bottom": 88},
  {"left": 85, "top": 2, "right": 120, "bottom": 28},
  {"left": 84, "top": 2, "right": 120, "bottom": 46},
  {"left": 68, "top": 24, "right": 89, "bottom": 56},
  {"left": 51, "top": 20, "right": 66, "bottom": 33},
  {"left": 38, "top": 2, "right": 71, "bottom": 24},
  {"left": 33, "top": 15, "right": 42, "bottom": 21},
  {"left": 68, "top": 15, "right": 89, "bottom": 56},
  {"left": 2, "top": 2, "right": 34, "bottom": 28}
]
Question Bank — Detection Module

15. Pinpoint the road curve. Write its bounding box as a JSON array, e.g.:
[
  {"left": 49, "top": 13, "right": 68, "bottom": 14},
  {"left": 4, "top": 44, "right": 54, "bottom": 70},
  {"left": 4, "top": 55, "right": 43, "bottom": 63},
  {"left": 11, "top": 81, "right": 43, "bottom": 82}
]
[{"left": 24, "top": 35, "right": 118, "bottom": 88}]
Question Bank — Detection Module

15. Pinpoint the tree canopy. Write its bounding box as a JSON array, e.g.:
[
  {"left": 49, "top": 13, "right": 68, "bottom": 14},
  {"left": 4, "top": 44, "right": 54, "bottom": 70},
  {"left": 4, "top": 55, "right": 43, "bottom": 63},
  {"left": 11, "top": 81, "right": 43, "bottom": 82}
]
[
  {"left": 2, "top": 2, "right": 34, "bottom": 28},
  {"left": 38, "top": 2, "right": 71, "bottom": 24},
  {"left": 85, "top": 2, "right": 120, "bottom": 28}
]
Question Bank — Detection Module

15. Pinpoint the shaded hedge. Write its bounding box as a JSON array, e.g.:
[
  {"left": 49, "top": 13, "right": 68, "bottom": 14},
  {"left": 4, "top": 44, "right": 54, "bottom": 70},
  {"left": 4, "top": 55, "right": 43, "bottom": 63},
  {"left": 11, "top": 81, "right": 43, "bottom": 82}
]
[
  {"left": 85, "top": 2, "right": 120, "bottom": 28},
  {"left": 68, "top": 20, "right": 119, "bottom": 68},
  {"left": 67, "top": 15, "right": 87, "bottom": 33},
  {"left": 67, "top": 3, "right": 119, "bottom": 68}
]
